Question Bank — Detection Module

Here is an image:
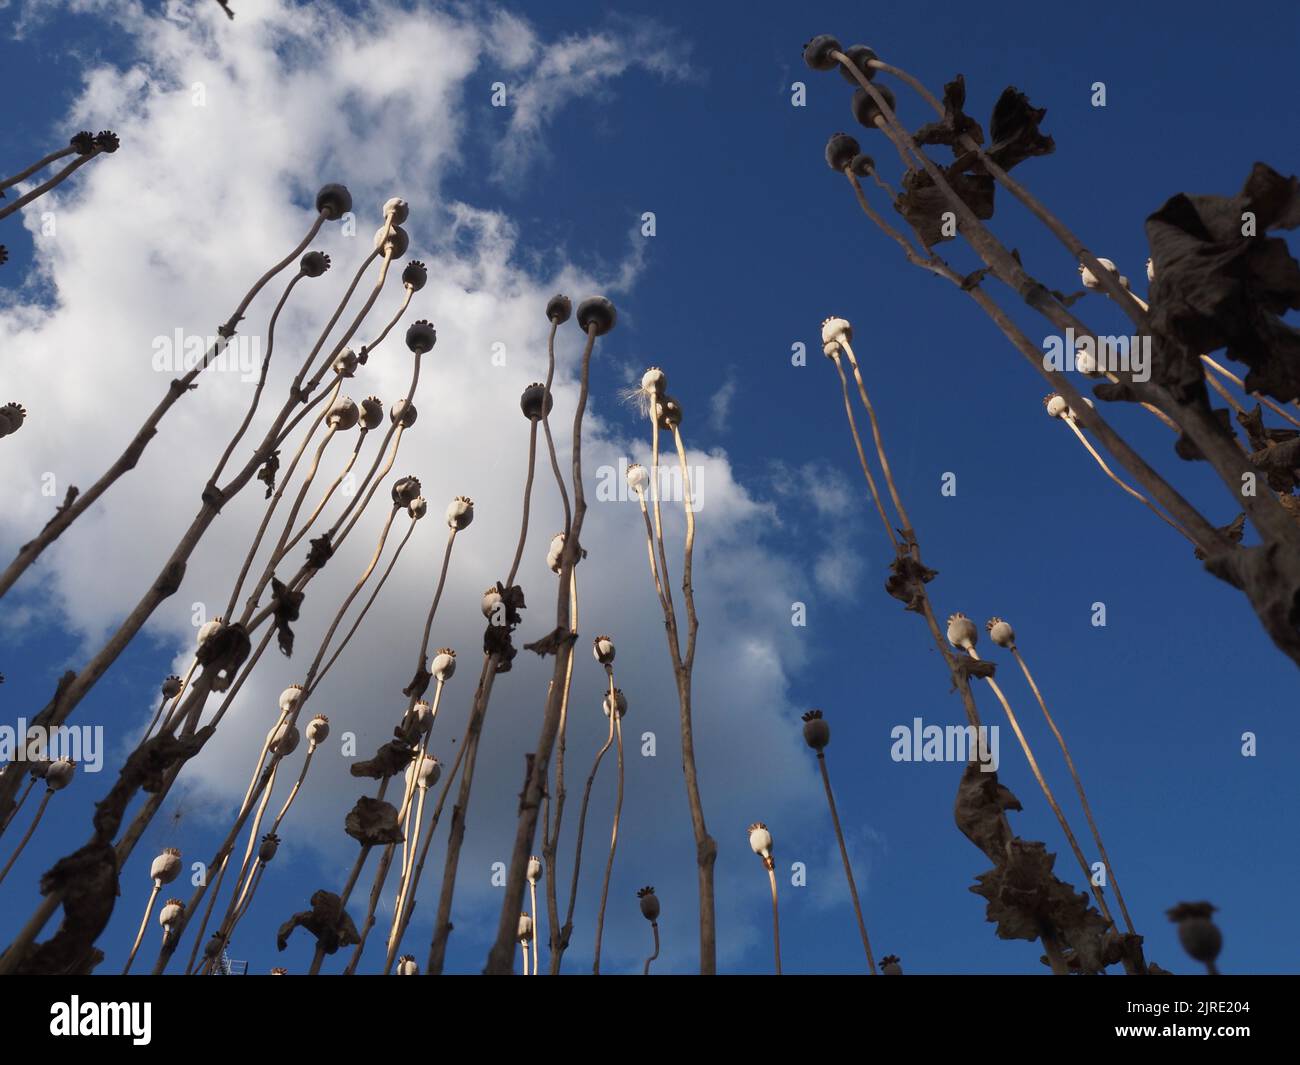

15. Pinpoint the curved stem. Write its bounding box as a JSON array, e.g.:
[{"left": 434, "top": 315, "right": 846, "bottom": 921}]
[
  {"left": 0, "top": 152, "right": 98, "bottom": 221},
  {"left": 0, "top": 776, "right": 37, "bottom": 839},
  {"left": 817, "top": 752, "right": 877, "bottom": 972},
  {"left": 766, "top": 862, "right": 782, "bottom": 975},
  {"left": 592, "top": 690, "right": 624, "bottom": 974},
  {"left": 122, "top": 882, "right": 161, "bottom": 975},
  {"left": 0, "top": 143, "right": 77, "bottom": 192},
  {"left": 643, "top": 921, "right": 660, "bottom": 975},
  {"left": 0, "top": 789, "right": 52, "bottom": 887},
  {"left": 557, "top": 706, "right": 615, "bottom": 966}
]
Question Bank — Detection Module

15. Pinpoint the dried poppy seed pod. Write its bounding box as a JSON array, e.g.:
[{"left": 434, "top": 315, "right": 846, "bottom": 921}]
[
  {"left": 1078, "top": 257, "right": 1128, "bottom": 291},
  {"left": 315, "top": 183, "right": 353, "bottom": 221},
  {"left": 94, "top": 130, "right": 120, "bottom": 153},
  {"left": 383, "top": 197, "right": 410, "bottom": 226},
  {"left": 402, "top": 259, "right": 427, "bottom": 291},
  {"left": 802, "top": 34, "right": 842, "bottom": 71},
  {"left": 196, "top": 616, "right": 225, "bottom": 646},
  {"left": 159, "top": 898, "right": 185, "bottom": 932},
  {"left": 838, "top": 44, "right": 879, "bottom": 84},
  {"left": 391, "top": 399, "right": 418, "bottom": 427},
  {"left": 279, "top": 684, "right": 305, "bottom": 714},
  {"left": 748, "top": 822, "right": 774, "bottom": 864},
  {"left": 821, "top": 316, "right": 853, "bottom": 355},
  {"left": 1043, "top": 393, "right": 1068, "bottom": 419},
  {"left": 45, "top": 758, "right": 76, "bottom": 791},
  {"left": 654, "top": 395, "right": 683, "bottom": 430},
  {"left": 0, "top": 403, "right": 28, "bottom": 438},
  {"left": 301, "top": 250, "right": 331, "bottom": 278},
  {"left": 306, "top": 714, "right": 330, "bottom": 745},
  {"left": 70, "top": 130, "right": 96, "bottom": 154},
  {"left": 576, "top": 295, "right": 616, "bottom": 335},
  {"left": 1167, "top": 901, "right": 1223, "bottom": 967},
  {"left": 825, "top": 131, "right": 861, "bottom": 172},
  {"left": 407, "top": 754, "right": 441, "bottom": 789},
  {"left": 850, "top": 153, "right": 876, "bottom": 178},
  {"left": 258, "top": 833, "right": 280, "bottom": 863},
  {"left": 270, "top": 967, "right": 288, "bottom": 975},
  {"left": 1074, "top": 344, "right": 1098, "bottom": 375},
  {"left": 327, "top": 396, "right": 359, "bottom": 430},
  {"left": 637, "top": 885, "right": 660, "bottom": 921},
  {"left": 405, "top": 319, "right": 437, "bottom": 355},
  {"left": 431, "top": 648, "right": 456, "bottom": 681},
  {"left": 602, "top": 688, "right": 628, "bottom": 718},
  {"left": 360, "top": 396, "right": 384, "bottom": 430},
  {"left": 593, "top": 635, "right": 615, "bottom": 665},
  {"left": 946, "top": 612, "right": 978, "bottom": 651},
  {"left": 986, "top": 617, "right": 1015, "bottom": 649},
  {"left": 801, "top": 709, "right": 830, "bottom": 751},
  {"left": 546, "top": 532, "right": 567, "bottom": 574},
  {"left": 546, "top": 294, "right": 572, "bottom": 324},
  {"left": 527, "top": 855, "right": 544, "bottom": 884},
  {"left": 28, "top": 760, "right": 50, "bottom": 781},
  {"left": 446, "top": 495, "right": 474, "bottom": 530},
  {"left": 481, "top": 586, "right": 503, "bottom": 618},
  {"left": 269, "top": 721, "right": 300, "bottom": 757},
  {"left": 332, "top": 348, "right": 359, "bottom": 378},
  {"left": 520, "top": 382, "right": 553, "bottom": 420},
  {"left": 397, "top": 955, "right": 419, "bottom": 976},
  {"left": 411, "top": 700, "right": 434, "bottom": 736},
  {"left": 517, "top": 913, "right": 533, "bottom": 942},
  {"left": 1146, "top": 257, "right": 1155, "bottom": 283},
  {"left": 160, "top": 674, "right": 183, "bottom": 698},
  {"left": 150, "top": 847, "right": 182, "bottom": 885},
  {"left": 408, "top": 496, "right": 429, "bottom": 520},
  {"left": 641, "top": 366, "right": 667, "bottom": 394},
  {"left": 626, "top": 463, "right": 649, "bottom": 492},
  {"left": 391, "top": 475, "right": 422, "bottom": 507},
  {"left": 880, "top": 954, "right": 903, "bottom": 974},
  {"left": 851, "top": 83, "right": 897, "bottom": 130},
  {"left": 374, "top": 223, "right": 410, "bottom": 258}
]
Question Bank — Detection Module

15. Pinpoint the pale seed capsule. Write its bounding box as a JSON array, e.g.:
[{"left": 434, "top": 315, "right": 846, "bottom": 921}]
[
  {"left": 481, "top": 586, "right": 503, "bottom": 619},
  {"left": 306, "top": 714, "right": 330, "bottom": 745},
  {"left": 626, "top": 463, "right": 649, "bottom": 492},
  {"left": 517, "top": 913, "right": 533, "bottom": 942},
  {"left": 1078, "top": 257, "right": 1128, "bottom": 290},
  {"left": 1075, "top": 345, "right": 1098, "bottom": 375},
  {"left": 327, "top": 396, "right": 359, "bottom": 430},
  {"left": 45, "top": 758, "right": 76, "bottom": 791},
  {"left": 160, "top": 675, "right": 183, "bottom": 698},
  {"left": 946, "top": 612, "right": 978, "bottom": 651},
  {"left": 332, "top": 348, "right": 359, "bottom": 378},
  {"left": 637, "top": 885, "right": 660, "bottom": 922},
  {"left": 602, "top": 688, "right": 628, "bottom": 718},
  {"left": 748, "top": 822, "right": 774, "bottom": 862},
  {"left": 397, "top": 955, "right": 419, "bottom": 976},
  {"left": 821, "top": 316, "right": 852, "bottom": 356},
  {"left": 546, "top": 532, "right": 566, "bottom": 574},
  {"left": 641, "top": 366, "right": 667, "bottom": 394},
  {"left": 406, "top": 754, "right": 441, "bottom": 789},
  {"left": 159, "top": 898, "right": 185, "bottom": 933},
  {"left": 412, "top": 701, "right": 434, "bottom": 736},
  {"left": 196, "top": 616, "right": 225, "bottom": 646},
  {"left": 383, "top": 197, "right": 410, "bottom": 225},
  {"left": 431, "top": 648, "right": 456, "bottom": 682},
  {"left": 592, "top": 635, "right": 615, "bottom": 665},
  {"left": 270, "top": 967, "right": 288, "bottom": 975},
  {"left": 408, "top": 496, "right": 428, "bottom": 520},
  {"left": 269, "top": 721, "right": 300, "bottom": 757},
  {"left": 279, "top": 685, "right": 305, "bottom": 714},
  {"left": 391, "top": 399, "right": 418, "bottom": 427},
  {"left": 986, "top": 617, "right": 1015, "bottom": 648},
  {"left": 446, "top": 496, "right": 474, "bottom": 530},
  {"left": 1146, "top": 257, "right": 1155, "bottom": 283},
  {"left": 150, "top": 847, "right": 182, "bottom": 885},
  {"left": 375, "top": 223, "right": 410, "bottom": 258},
  {"left": 1044, "top": 393, "right": 1068, "bottom": 418},
  {"left": 527, "top": 856, "right": 544, "bottom": 884}
]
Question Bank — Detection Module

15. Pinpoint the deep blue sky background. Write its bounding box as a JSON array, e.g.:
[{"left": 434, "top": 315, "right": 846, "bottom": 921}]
[{"left": 1, "top": 0, "right": 1298, "bottom": 975}]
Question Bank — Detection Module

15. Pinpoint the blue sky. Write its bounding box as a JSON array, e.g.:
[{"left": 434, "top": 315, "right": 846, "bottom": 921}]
[{"left": 1, "top": 0, "right": 1297, "bottom": 976}]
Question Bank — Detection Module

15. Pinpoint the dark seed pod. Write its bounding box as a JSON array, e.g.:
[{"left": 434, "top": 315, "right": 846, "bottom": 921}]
[
  {"left": 881, "top": 954, "right": 904, "bottom": 974},
  {"left": 70, "top": 131, "right": 96, "bottom": 155},
  {"left": 837, "top": 44, "right": 878, "bottom": 84},
  {"left": 160, "top": 674, "right": 183, "bottom": 698},
  {"left": 576, "top": 296, "right": 616, "bottom": 336},
  {"left": 801, "top": 709, "right": 830, "bottom": 751},
  {"left": 93, "top": 130, "right": 120, "bottom": 153},
  {"left": 360, "top": 396, "right": 384, "bottom": 430},
  {"left": 402, "top": 259, "right": 428, "bottom": 291},
  {"left": 802, "top": 34, "right": 842, "bottom": 71},
  {"left": 637, "top": 885, "right": 660, "bottom": 922},
  {"left": 520, "top": 382, "right": 553, "bottom": 420},
  {"left": 0, "top": 245, "right": 9, "bottom": 266},
  {"left": 851, "top": 84, "right": 897, "bottom": 130},
  {"left": 655, "top": 395, "right": 683, "bottom": 430},
  {"left": 392, "top": 475, "right": 422, "bottom": 507},
  {"left": 1167, "top": 901, "right": 1223, "bottom": 967},
  {"left": 546, "top": 294, "right": 572, "bottom": 324},
  {"left": 0, "top": 403, "right": 27, "bottom": 439},
  {"left": 315, "top": 183, "right": 353, "bottom": 220},
  {"left": 825, "top": 131, "right": 860, "bottom": 172},
  {"left": 405, "top": 319, "right": 437, "bottom": 355},
  {"left": 301, "top": 251, "right": 331, "bottom": 277},
  {"left": 849, "top": 153, "right": 875, "bottom": 177}
]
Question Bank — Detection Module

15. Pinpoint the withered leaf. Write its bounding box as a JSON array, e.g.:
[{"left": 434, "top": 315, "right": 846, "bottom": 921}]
[
  {"left": 885, "top": 554, "right": 938, "bottom": 613},
  {"left": 268, "top": 577, "right": 303, "bottom": 657},
  {"left": 914, "top": 75, "right": 984, "bottom": 149},
  {"left": 276, "top": 890, "right": 360, "bottom": 954},
  {"left": 343, "top": 795, "right": 404, "bottom": 846},
  {"left": 895, "top": 166, "right": 995, "bottom": 246},
  {"left": 983, "top": 87, "right": 1054, "bottom": 172},
  {"left": 350, "top": 741, "right": 415, "bottom": 781}
]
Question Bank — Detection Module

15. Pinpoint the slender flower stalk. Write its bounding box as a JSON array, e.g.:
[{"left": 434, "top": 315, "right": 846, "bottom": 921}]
[
  {"left": 638, "top": 886, "right": 661, "bottom": 975},
  {"left": 591, "top": 679, "right": 626, "bottom": 974},
  {"left": 122, "top": 848, "right": 181, "bottom": 974},
  {"left": 748, "top": 823, "right": 781, "bottom": 974},
  {"left": 0, "top": 759, "right": 74, "bottom": 888},
  {"left": 0, "top": 130, "right": 117, "bottom": 222},
  {"left": 526, "top": 856, "right": 543, "bottom": 976}
]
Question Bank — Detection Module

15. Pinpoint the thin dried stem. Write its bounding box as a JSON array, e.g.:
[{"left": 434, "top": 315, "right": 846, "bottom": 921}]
[
  {"left": 817, "top": 751, "right": 877, "bottom": 972},
  {"left": 591, "top": 671, "right": 624, "bottom": 974}
]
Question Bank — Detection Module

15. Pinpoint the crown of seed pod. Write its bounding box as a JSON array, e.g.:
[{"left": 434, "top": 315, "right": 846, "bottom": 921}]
[
  {"left": 802, "top": 34, "right": 842, "bottom": 70},
  {"left": 655, "top": 395, "right": 683, "bottom": 430},
  {"left": 383, "top": 197, "right": 410, "bottom": 225},
  {"left": 602, "top": 688, "right": 628, "bottom": 718},
  {"left": 332, "top": 348, "right": 359, "bottom": 377},
  {"left": 258, "top": 832, "right": 281, "bottom": 863},
  {"left": 821, "top": 315, "right": 853, "bottom": 357},
  {"left": 593, "top": 635, "right": 615, "bottom": 665},
  {"left": 986, "top": 617, "right": 1015, "bottom": 648},
  {"left": 431, "top": 648, "right": 456, "bottom": 681},
  {"left": 0, "top": 403, "right": 27, "bottom": 438},
  {"left": 838, "top": 44, "right": 879, "bottom": 84},
  {"left": 301, "top": 250, "right": 331, "bottom": 278},
  {"left": 397, "top": 955, "right": 419, "bottom": 975},
  {"left": 825, "top": 131, "right": 861, "bottom": 172},
  {"left": 327, "top": 396, "right": 359, "bottom": 430},
  {"left": 374, "top": 223, "right": 410, "bottom": 258},
  {"left": 801, "top": 709, "right": 830, "bottom": 751},
  {"left": 93, "top": 130, "right": 120, "bottom": 153},
  {"left": 401, "top": 259, "right": 427, "bottom": 291},
  {"left": 526, "top": 856, "right": 543, "bottom": 884},
  {"left": 391, "top": 475, "right": 422, "bottom": 507},
  {"left": 546, "top": 532, "right": 566, "bottom": 574},
  {"left": 946, "top": 612, "right": 978, "bottom": 651},
  {"left": 576, "top": 296, "right": 616, "bottom": 335},
  {"left": 880, "top": 954, "right": 903, "bottom": 974},
  {"left": 849, "top": 153, "right": 876, "bottom": 178},
  {"left": 196, "top": 616, "right": 225, "bottom": 646},
  {"left": 160, "top": 674, "right": 183, "bottom": 699},
  {"left": 546, "top": 294, "right": 572, "bottom": 324},
  {"left": 359, "top": 395, "right": 384, "bottom": 430},
  {"left": 1146, "top": 257, "right": 1155, "bottom": 283},
  {"left": 1043, "top": 392, "right": 1068, "bottom": 418},
  {"left": 279, "top": 684, "right": 305, "bottom": 714},
  {"left": 405, "top": 319, "right": 437, "bottom": 355},
  {"left": 520, "top": 382, "right": 553, "bottom": 420},
  {"left": 517, "top": 913, "right": 534, "bottom": 942},
  {"left": 446, "top": 495, "right": 473, "bottom": 530},
  {"left": 1167, "top": 901, "right": 1223, "bottom": 966},
  {"left": 70, "top": 130, "right": 96, "bottom": 154},
  {"left": 159, "top": 898, "right": 185, "bottom": 931},
  {"left": 270, "top": 967, "right": 288, "bottom": 975},
  {"left": 748, "top": 822, "right": 774, "bottom": 861},
  {"left": 641, "top": 366, "right": 667, "bottom": 394},
  {"left": 1078, "top": 257, "right": 1128, "bottom": 290},
  {"left": 314, "top": 183, "right": 353, "bottom": 221},
  {"left": 384, "top": 402, "right": 414, "bottom": 430},
  {"left": 45, "top": 757, "right": 76, "bottom": 791},
  {"left": 626, "top": 463, "right": 649, "bottom": 492},
  {"left": 408, "top": 496, "right": 428, "bottom": 520},
  {"left": 306, "top": 714, "right": 330, "bottom": 745},
  {"left": 481, "top": 585, "right": 503, "bottom": 618},
  {"left": 150, "top": 847, "right": 182, "bottom": 885},
  {"left": 851, "top": 83, "right": 897, "bottom": 130},
  {"left": 637, "top": 885, "right": 660, "bottom": 922},
  {"left": 269, "top": 721, "right": 300, "bottom": 757}
]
